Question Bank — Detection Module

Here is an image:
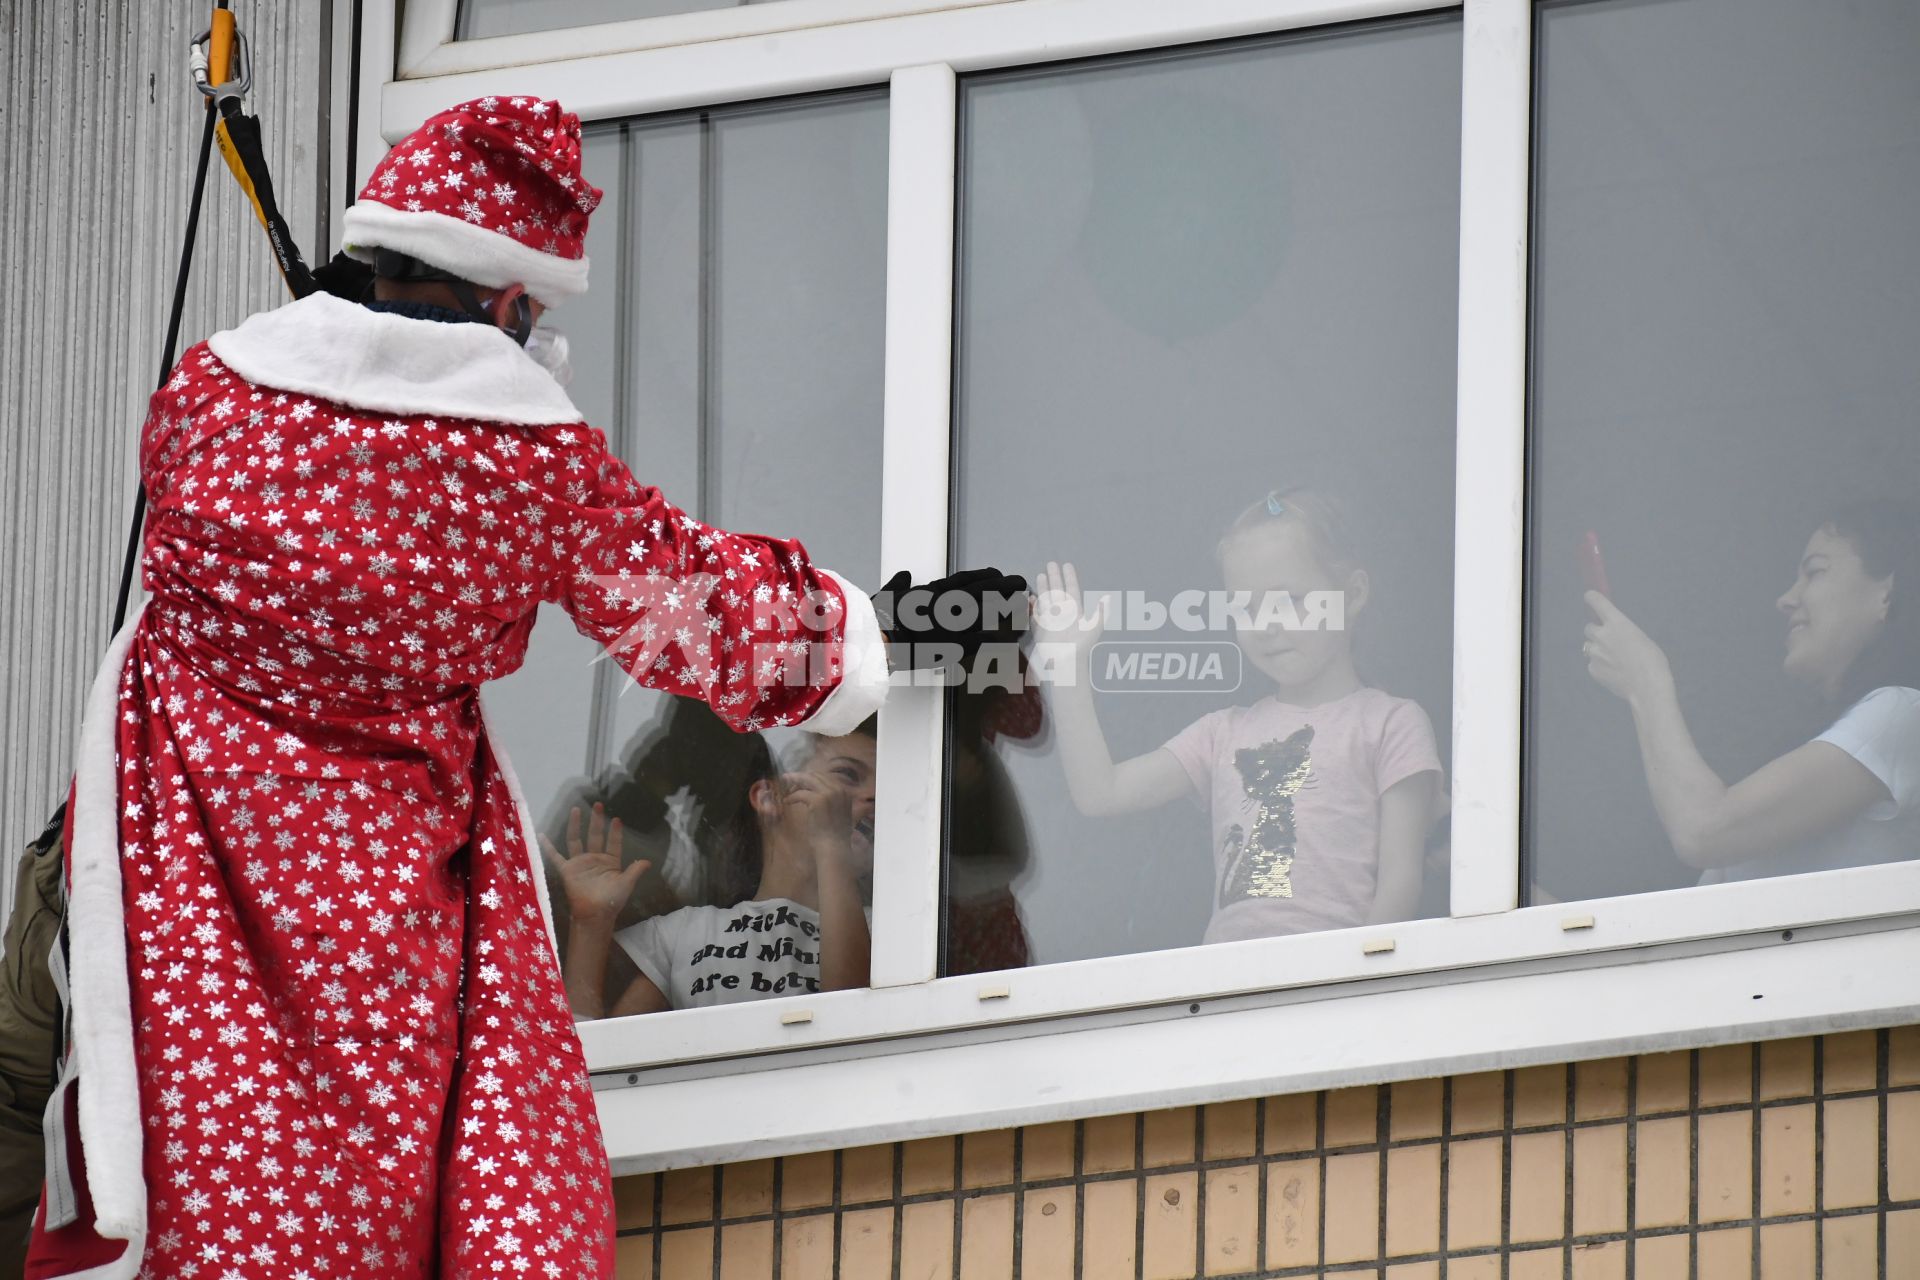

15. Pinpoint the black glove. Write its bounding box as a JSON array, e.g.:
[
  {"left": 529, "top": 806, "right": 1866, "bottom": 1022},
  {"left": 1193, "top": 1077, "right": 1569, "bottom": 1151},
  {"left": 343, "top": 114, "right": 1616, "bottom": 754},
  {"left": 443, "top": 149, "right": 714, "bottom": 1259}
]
[{"left": 872, "top": 567, "right": 1028, "bottom": 670}]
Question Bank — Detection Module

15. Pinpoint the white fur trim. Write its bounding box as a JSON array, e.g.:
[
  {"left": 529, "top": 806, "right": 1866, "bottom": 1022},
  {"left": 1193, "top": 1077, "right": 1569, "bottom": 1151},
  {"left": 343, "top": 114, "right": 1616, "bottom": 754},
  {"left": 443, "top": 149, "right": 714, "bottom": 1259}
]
[
  {"left": 343, "top": 201, "right": 590, "bottom": 306},
  {"left": 798, "top": 570, "right": 893, "bottom": 737},
  {"left": 478, "top": 693, "right": 560, "bottom": 957},
  {"left": 208, "top": 293, "right": 585, "bottom": 427},
  {"left": 67, "top": 606, "right": 148, "bottom": 1276}
]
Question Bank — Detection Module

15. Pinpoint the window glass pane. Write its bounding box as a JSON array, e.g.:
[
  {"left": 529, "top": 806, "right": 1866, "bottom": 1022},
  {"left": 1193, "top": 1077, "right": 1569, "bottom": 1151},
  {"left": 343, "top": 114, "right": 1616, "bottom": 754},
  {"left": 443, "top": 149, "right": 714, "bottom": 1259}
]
[
  {"left": 457, "top": 0, "right": 779, "bottom": 41},
  {"left": 1528, "top": 0, "right": 1920, "bottom": 902},
  {"left": 948, "top": 18, "right": 1462, "bottom": 970},
  {"left": 482, "top": 129, "right": 626, "bottom": 842},
  {"left": 488, "top": 94, "right": 888, "bottom": 1014}
]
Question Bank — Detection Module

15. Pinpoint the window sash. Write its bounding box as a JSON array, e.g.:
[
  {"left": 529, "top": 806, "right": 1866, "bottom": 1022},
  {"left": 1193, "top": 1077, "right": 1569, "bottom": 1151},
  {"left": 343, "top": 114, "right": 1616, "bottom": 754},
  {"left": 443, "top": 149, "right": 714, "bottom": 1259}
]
[
  {"left": 1450, "top": 0, "right": 1528, "bottom": 917},
  {"left": 871, "top": 62, "right": 958, "bottom": 989},
  {"left": 370, "top": 0, "right": 1450, "bottom": 172},
  {"left": 400, "top": 0, "right": 1011, "bottom": 80},
  {"left": 577, "top": 861, "right": 1920, "bottom": 1073},
  {"left": 593, "top": 916, "right": 1917, "bottom": 1172},
  {"left": 360, "top": 0, "right": 1920, "bottom": 1096}
]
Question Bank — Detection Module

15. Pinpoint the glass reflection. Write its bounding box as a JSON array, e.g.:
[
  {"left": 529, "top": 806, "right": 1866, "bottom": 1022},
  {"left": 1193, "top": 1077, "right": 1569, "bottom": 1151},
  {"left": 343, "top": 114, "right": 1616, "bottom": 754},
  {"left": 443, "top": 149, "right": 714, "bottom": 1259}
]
[
  {"left": 949, "top": 16, "right": 1462, "bottom": 965},
  {"left": 458, "top": 0, "right": 774, "bottom": 41},
  {"left": 483, "top": 94, "right": 888, "bottom": 1015},
  {"left": 1032, "top": 491, "right": 1441, "bottom": 943},
  {"left": 1527, "top": 0, "right": 1920, "bottom": 901},
  {"left": 1576, "top": 506, "right": 1920, "bottom": 887},
  {"left": 553, "top": 718, "right": 877, "bottom": 1015}
]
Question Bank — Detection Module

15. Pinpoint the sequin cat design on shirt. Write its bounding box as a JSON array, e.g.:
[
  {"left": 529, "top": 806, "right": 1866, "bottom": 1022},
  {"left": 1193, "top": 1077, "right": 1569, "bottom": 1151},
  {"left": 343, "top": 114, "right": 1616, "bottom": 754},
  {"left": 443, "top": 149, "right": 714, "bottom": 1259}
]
[{"left": 1218, "top": 726, "right": 1316, "bottom": 904}]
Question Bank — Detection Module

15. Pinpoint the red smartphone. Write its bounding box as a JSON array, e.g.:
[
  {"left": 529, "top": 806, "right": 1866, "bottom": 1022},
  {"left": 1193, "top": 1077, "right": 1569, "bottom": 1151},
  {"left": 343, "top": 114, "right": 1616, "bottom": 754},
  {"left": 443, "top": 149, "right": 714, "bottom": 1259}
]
[{"left": 1579, "top": 530, "right": 1611, "bottom": 598}]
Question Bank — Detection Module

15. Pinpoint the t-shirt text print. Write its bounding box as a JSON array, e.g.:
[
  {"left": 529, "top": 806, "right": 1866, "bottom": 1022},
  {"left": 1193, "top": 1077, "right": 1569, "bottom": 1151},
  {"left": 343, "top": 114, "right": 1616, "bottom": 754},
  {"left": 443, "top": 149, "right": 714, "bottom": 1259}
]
[{"left": 615, "top": 898, "right": 826, "bottom": 1009}]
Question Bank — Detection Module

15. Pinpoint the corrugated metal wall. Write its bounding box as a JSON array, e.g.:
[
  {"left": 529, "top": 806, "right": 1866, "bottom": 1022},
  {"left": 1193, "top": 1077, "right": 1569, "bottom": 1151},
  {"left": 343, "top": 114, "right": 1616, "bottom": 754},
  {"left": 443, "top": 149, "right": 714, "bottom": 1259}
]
[{"left": 0, "top": 1, "right": 334, "bottom": 910}]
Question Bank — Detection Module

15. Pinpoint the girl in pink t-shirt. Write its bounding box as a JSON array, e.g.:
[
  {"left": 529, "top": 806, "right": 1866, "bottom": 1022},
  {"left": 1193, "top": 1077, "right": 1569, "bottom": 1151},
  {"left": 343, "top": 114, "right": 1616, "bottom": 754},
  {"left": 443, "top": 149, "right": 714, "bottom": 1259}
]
[{"left": 1036, "top": 489, "right": 1441, "bottom": 942}]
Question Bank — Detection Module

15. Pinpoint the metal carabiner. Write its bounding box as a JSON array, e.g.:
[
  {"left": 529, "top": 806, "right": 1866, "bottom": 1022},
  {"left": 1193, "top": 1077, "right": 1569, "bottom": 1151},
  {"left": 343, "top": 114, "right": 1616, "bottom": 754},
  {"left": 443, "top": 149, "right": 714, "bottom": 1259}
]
[{"left": 189, "top": 27, "right": 253, "bottom": 107}]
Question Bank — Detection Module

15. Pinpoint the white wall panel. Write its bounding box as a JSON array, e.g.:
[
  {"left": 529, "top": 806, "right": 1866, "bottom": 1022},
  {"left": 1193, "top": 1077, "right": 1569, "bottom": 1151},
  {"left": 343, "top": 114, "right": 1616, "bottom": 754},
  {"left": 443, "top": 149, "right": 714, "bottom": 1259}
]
[{"left": 0, "top": 0, "right": 335, "bottom": 910}]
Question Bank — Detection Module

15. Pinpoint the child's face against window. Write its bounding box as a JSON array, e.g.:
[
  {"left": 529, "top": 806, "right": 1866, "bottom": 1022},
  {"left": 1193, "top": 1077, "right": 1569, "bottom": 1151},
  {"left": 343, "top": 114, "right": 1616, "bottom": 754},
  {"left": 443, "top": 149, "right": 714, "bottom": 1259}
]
[
  {"left": 808, "top": 733, "right": 878, "bottom": 872},
  {"left": 1776, "top": 526, "right": 1890, "bottom": 692},
  {"left": 1220, "top": 520, "right": 1360, "bottom": 690}
]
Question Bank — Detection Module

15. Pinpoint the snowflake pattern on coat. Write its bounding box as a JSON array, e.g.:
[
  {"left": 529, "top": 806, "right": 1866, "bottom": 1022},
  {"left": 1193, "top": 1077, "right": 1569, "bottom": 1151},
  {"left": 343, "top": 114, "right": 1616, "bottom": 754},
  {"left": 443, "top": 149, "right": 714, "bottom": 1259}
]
[{"left": 79, "top": 325, "right": 858, "bottom": 1279}]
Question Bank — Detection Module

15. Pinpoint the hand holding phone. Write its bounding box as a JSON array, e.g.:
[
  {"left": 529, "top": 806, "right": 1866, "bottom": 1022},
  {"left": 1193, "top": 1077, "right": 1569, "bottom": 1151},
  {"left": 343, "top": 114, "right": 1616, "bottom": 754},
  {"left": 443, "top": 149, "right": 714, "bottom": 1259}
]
[{"left": 1579, "top": 530, "right": 1611, "bottom": 599}]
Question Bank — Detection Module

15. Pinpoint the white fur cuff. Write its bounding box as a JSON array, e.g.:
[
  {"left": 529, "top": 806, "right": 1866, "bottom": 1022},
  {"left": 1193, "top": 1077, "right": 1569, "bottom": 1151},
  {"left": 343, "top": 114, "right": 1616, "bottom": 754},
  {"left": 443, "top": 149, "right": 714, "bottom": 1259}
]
[{"left": 801, "top": 570, "right": 893, "bottom": 737}]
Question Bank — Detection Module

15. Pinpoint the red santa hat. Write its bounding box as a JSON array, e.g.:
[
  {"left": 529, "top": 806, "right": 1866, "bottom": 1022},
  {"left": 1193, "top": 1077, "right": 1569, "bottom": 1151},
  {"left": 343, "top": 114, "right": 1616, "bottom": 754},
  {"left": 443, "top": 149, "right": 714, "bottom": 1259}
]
[{"left": 342, "top": 96, "right": 604, "bottom": 306}]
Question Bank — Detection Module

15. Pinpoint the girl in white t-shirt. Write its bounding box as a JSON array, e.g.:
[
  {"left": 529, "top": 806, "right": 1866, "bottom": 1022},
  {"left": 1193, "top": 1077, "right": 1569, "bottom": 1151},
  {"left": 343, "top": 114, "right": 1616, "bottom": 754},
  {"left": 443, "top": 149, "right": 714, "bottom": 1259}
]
[
  {"left": 1582, "top": 500, "right": 1920, "bottom": 881},
  {"left": 1036, "top": 489, "right": 1442, "bottom": 941},
  {"left": 549, "top": 723, "right": 876, "bottom": 1016}
]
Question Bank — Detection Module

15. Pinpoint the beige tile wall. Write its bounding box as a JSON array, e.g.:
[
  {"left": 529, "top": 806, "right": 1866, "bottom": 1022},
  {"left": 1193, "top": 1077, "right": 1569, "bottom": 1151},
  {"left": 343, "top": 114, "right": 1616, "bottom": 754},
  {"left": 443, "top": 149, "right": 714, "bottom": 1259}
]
[{"left": 611, "top": 1026, "right": 1920, "bottom": 1278}]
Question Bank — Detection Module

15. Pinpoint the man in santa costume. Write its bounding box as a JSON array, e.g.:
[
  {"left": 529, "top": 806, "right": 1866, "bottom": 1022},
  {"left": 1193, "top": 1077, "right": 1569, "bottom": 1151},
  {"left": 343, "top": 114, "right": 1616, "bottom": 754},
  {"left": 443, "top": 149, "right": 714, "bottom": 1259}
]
[{"left": 28, "top": 95, "right": 1015, "bottom": 1279}]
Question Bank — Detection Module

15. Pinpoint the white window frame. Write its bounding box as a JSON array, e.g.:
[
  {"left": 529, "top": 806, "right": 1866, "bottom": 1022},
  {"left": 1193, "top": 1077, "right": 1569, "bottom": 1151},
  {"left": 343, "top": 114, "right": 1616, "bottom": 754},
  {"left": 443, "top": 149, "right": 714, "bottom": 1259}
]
[
  {"left": 394, "top": 0, "right": 1012, "bottom": 80},
  {"left": 363, "top": 0, "right": 1920, "bottom": 1174}
]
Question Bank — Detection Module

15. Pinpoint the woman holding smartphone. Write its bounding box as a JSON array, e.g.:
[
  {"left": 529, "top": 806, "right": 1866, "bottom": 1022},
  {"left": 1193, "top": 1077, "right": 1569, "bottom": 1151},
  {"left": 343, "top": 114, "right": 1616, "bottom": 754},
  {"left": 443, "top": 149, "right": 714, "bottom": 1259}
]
[{"left": 1581, "top": 501, "right": 1920, "bottom": 883}]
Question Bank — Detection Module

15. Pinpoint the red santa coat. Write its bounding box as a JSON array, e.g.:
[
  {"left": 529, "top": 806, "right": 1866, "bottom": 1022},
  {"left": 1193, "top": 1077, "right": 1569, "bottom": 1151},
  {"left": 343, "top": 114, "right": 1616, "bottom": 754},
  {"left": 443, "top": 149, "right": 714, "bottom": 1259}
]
[{"left": 38, "top": 292, "right": 890, "bottom": 1279}]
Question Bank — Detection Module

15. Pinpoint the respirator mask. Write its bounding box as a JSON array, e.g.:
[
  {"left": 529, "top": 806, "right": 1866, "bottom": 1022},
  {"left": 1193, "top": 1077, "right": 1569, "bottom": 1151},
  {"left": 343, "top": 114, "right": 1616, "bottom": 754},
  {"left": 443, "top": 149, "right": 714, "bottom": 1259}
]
[{"left": 524, "top": 326, "right": 572, "bottom": 386}]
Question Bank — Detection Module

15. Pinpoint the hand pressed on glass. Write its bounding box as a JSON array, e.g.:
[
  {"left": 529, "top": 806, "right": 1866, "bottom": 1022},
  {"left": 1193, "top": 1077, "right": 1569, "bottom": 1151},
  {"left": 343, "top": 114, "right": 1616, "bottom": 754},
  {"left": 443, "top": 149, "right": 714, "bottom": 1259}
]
[
  {"left": 543, "top": 804, "right": 651, "bottom": 929},
  {"left": 872, "top": 566, "right": 1029, "bottom": 673},
  {"left": 1032, "top": 561, "right": 1105, "bottom": 657}
]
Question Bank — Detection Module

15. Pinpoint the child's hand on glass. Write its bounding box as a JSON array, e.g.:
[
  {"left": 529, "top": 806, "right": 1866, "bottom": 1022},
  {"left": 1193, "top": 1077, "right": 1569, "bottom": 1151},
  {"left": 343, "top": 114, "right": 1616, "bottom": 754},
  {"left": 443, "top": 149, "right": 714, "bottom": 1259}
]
[
  {"left": 541, "top": 803, "right": 649, "bottom": 929},
  {"left": 1033, "top": 561, "right": 1104, "bottom": 656},
  {"left": 772, "top": 771, "right": 858, "bottom": 868}
]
